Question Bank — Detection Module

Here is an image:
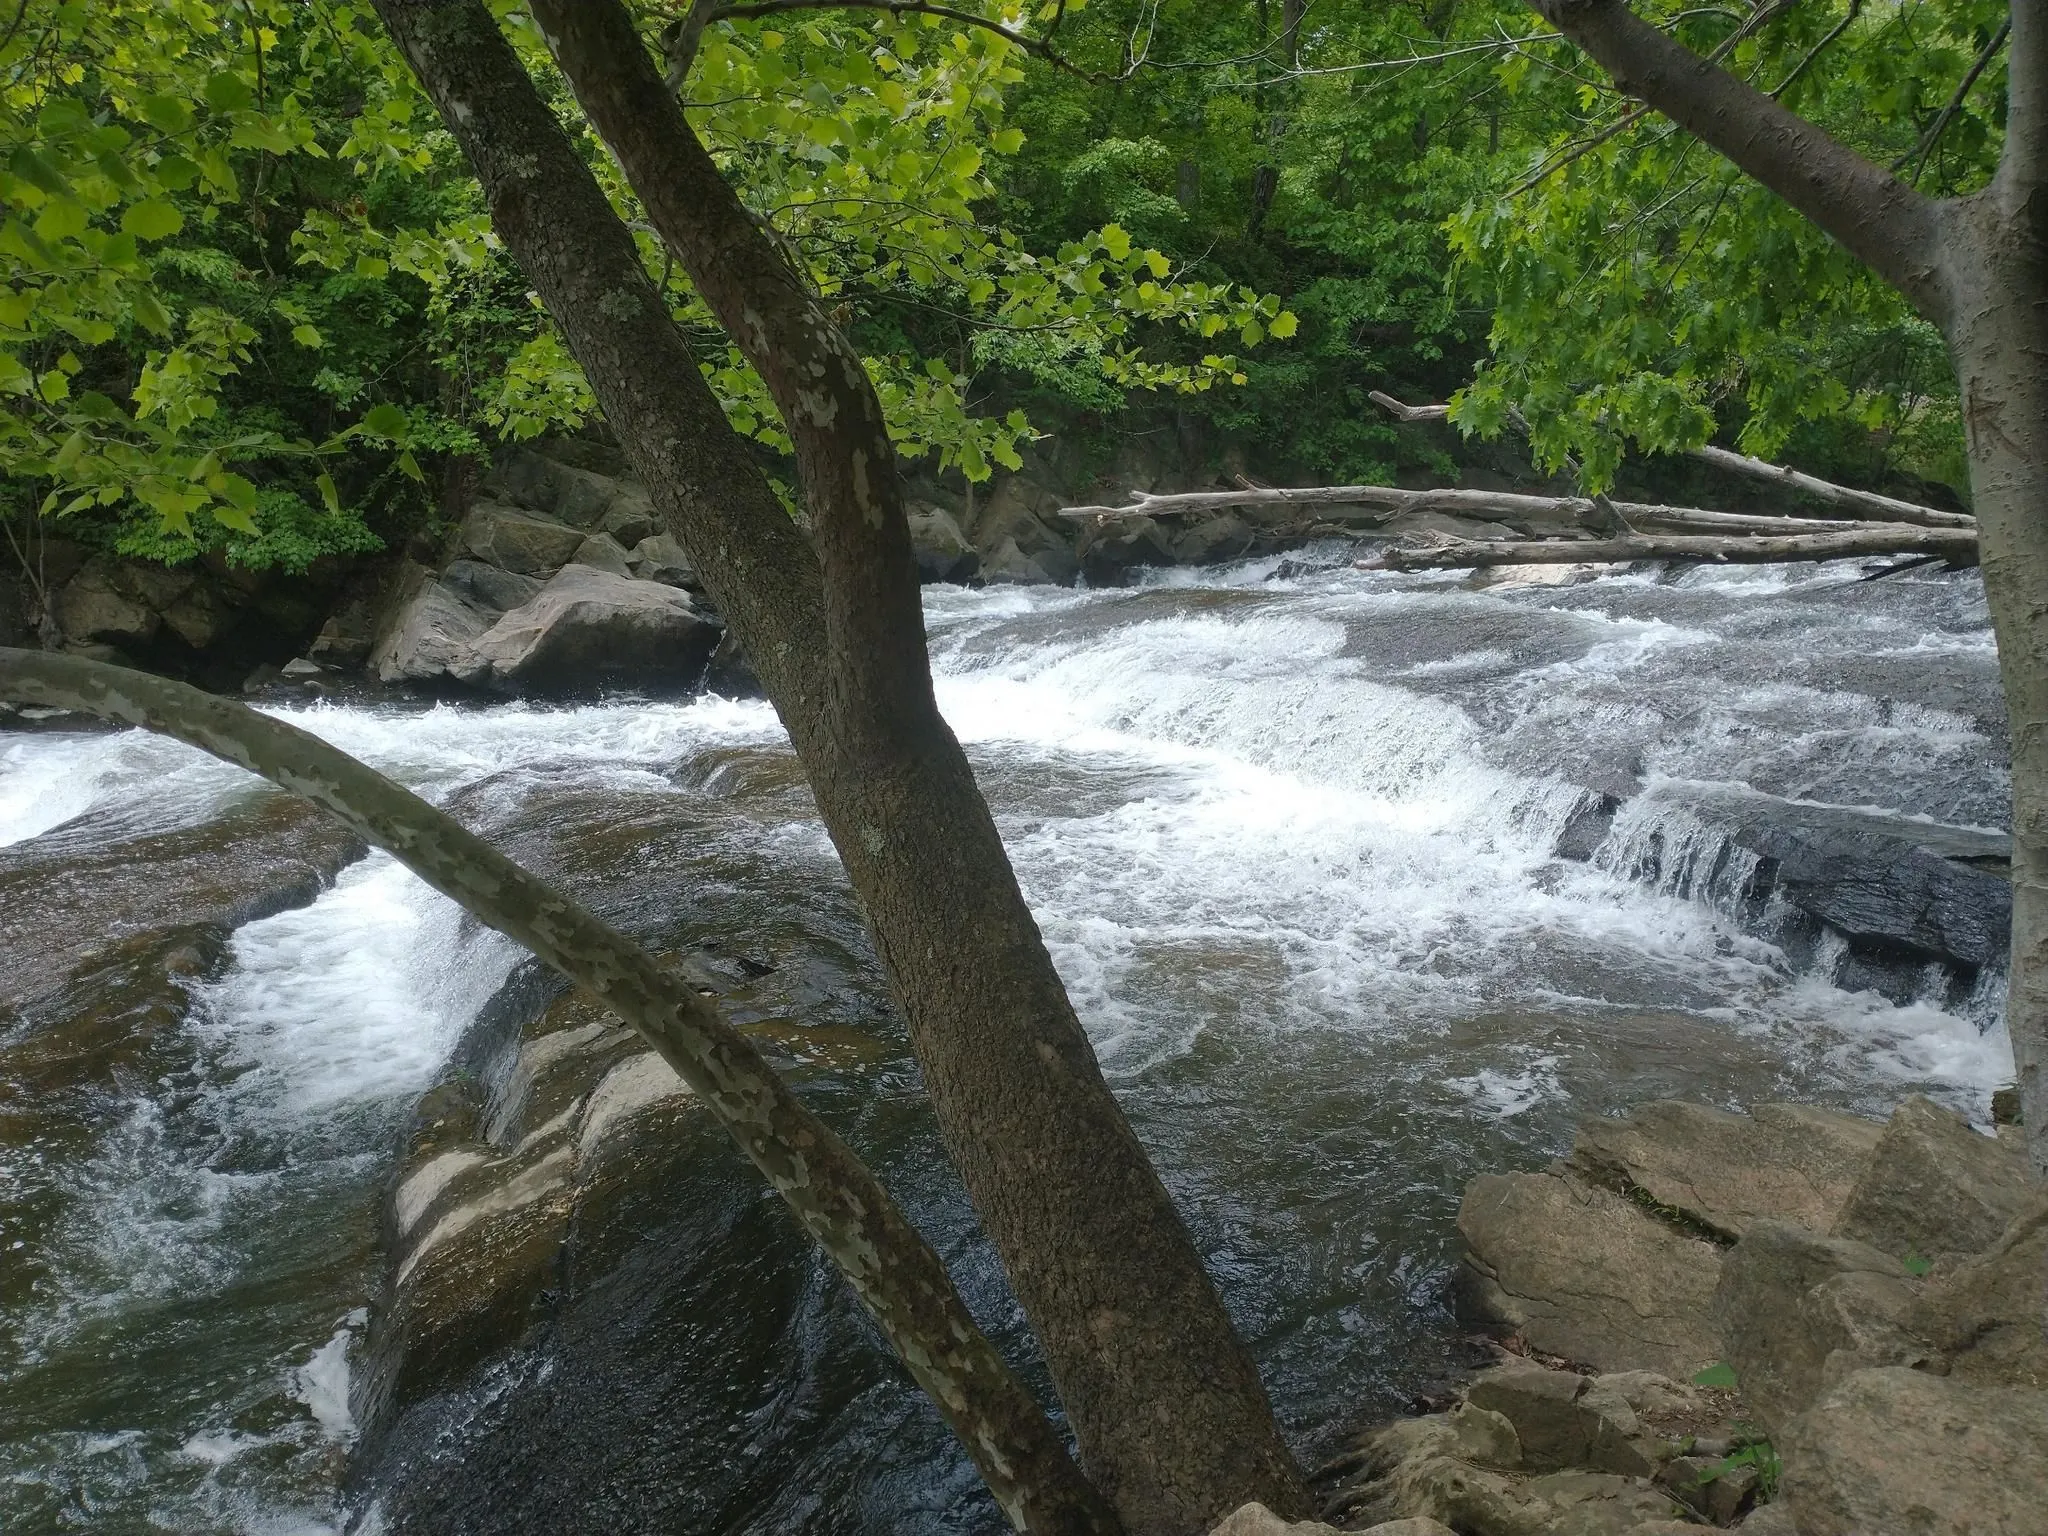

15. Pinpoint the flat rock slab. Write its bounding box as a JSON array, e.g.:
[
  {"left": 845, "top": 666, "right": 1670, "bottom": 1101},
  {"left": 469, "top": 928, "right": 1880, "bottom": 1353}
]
[
  {"left": 1780, "top": 1366, "right": 2048, "bottom": 1535},
  {"left": 1570, "top": 1100, "right": 1882, "bottom": 1240},
  {"left": 1832, "top": 1094, "right": 2035, "bottom": 1259},
  {"left": 1458, "top": 1171, "right": 1722, "bottom": 1379}
]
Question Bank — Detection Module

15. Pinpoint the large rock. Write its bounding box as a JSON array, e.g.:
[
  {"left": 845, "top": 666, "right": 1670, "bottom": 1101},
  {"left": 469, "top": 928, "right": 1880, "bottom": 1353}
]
[
  {"left": 457, "top": 503, "right": 587, "bottom": 576},
  {"left": 53, "top": 559, "right": 159, "bottom": 643},
  {"left": 628, "top": 533, "right": 695, "bottom": 588},
  {"left": 1778, "top": 1367, "right": 2048, "bottom": 1535},
  {"left": 1208, "top": 1503, "right": 1345, "bottom": 1535},
  {"left": 481, "top": 446, "right": 639, "bottom": 530},
  {"left": 369, "top": 566, "right": 495, "bottom": 684},
  {"left": 1465, "top": 1365, "right": 1654, "bottom": 1476},
  {"left": 1570, "top": 1101, "right": 1883, "bottom": 1241},
  {"left": 907, "top": 502, "right": 978, "bottom": 584},
  {"left": 1458, "top": 1171, "right": 1723, "bottom": 1378},
  {"left": 441, "top": 557, "right": 544, "bottom": 614},
  {"left": 1710, "top": 1220, "right": 1928, "bottom": 1436},
  {"left": 1832, "top": 1095, "right": 2035, "bottom": 1259},
  {"left": 570, "top": 532, "right": 635, "bottom": 579},
  {"left": 1077, "top": 515, "right": 1179, "bottom": 585},
  {"left": 1909, "top": 1197, "right": 2048, "bottom": 1388},
  {"left": 465, "top": 564, "right": 719, "bottom": 694}
]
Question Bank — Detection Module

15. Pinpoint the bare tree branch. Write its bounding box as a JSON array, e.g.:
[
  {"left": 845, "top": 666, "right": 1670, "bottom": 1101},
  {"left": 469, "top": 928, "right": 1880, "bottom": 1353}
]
[
  {"left": 0, "top": 647, "right": 1115, "bottom": 1536},
  {"left": 1528, "top": 0, "right": 1947, "bottom": 323}
]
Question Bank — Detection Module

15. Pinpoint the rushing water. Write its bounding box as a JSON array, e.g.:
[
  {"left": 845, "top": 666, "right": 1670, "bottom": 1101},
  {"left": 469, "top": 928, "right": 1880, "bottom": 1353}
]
[{"left": 0, "top": 555, "right": 2017, "bottom": 1533}]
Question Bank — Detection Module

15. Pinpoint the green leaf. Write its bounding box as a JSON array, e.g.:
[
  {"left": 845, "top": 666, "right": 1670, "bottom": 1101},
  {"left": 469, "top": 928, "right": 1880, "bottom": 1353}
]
[
  {"left": 1692, "top": 1362, "right": 1739, "bottom": 1390},
  {"left": 37, "top": 368, "right": 70, "bottom": 404},
  {"left": 1269, "top": 310, "right": 1299, "bottom": 340},
  {"left": 140, "top": 95, "right": 196, "bottom": 134},
  {"left": 991, "top": 127, "right": 1025, "bottom": 155},
  {"left": 203, "top": 73, "right": 256, "bottom": 113},
  {"left": 120, "top": 200, "right": 185, "bottom": 242},
  {"left": 316, "top": 472, "right": 341, "bottom": 517},
  {"left": 361, "top": 402, "right": 409, "bottom": 438},
  {"left": 290, "top": 323, "right": 324, "bottom": 349},
  {"left": 132, "top": 288, "right": 172, "bottom": 335}
]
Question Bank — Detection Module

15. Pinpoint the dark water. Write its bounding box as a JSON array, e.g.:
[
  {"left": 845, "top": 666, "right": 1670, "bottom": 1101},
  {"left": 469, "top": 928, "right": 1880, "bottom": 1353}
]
[{"left": 0, "top": 557, "right": 2014, "bottom": 1532}]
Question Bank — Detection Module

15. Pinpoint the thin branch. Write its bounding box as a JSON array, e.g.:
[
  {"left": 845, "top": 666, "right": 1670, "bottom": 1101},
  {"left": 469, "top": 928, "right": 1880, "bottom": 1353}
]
[
  {"left": 1892, "top": 16, "right": 2009, "bottom": 185},
  {"left": 1768, "top": 0, "right": 1862, "bottom": 98}
]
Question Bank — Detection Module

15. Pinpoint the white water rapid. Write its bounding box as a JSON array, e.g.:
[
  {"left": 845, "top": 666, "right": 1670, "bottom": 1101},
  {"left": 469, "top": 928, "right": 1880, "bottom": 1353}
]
[{"left": 0, "top": 556, "right": 2015, "bottom": 1533}]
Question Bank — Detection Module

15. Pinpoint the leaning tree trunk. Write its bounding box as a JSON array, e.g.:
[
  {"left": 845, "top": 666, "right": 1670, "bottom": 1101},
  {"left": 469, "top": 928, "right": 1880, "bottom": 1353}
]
[
  {"left": 0, "top": 648, "right": 1115, "bottom": 1534},
  {"left": 366, "top": 1, "right": 1310, "bottom": 1528},
  {"left": 1944, "top": 193, "right": 2048, "bottom": 1178}
]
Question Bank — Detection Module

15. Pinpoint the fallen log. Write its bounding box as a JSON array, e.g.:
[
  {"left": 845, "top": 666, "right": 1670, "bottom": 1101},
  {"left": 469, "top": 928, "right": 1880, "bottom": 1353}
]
[
  {"left": 1366, "top": 525, "right": 1980, "bottom": 571},
  {"left": 1365, "top": 391, "right": 1973, "bottom": 529}
]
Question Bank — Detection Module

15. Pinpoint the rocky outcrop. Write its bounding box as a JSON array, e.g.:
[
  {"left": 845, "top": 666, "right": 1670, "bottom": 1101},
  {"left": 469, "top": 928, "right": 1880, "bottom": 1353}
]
[
  {"left": 464, "top": 565, "right": 719, "bottom": 693},
  {"left": 1441, "top": 1092, "right": 2045, "bottom": 1536}
]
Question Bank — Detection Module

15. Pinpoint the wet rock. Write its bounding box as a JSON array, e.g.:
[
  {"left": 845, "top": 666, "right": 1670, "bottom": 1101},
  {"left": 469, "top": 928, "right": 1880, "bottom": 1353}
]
[
  {"left": 569, "top": 532, "right": 635, "bottom": 580},
  {"left": 1458, "top": 1171, "right": 1723, "bottom": 1378},
  {"left": 1173, "top": 511, "right": 1259, "bottom": 566},
  {"left": 1077, "top": 515, "right": 1180, "bottom": 585},
  {"left": 1778, "top": 1367, "right": 2048, "bottom": 1536},
  {"left": 279, "top": 657, "right": 325, "bottom": 679},
  {"left": 465, "top": 564, "right": 720, "bottom": 695},
  {"left": 980, "top": 533, "right": 1077, "bottom": 585},
  {"left": 368, "top": 567, "right": 495, "bottom": 685},
  {"left": 1569, "top": 1100, "right": 1883, "bottom": 1240},
  {"left": 628, "top": 533, "right": 695, "bottom": 588},
  {"left": 1831, "top": 1094, "right": 2035, "bottom": 1260},
  {"left": 907, "top": 502, "right": 978, "bottom": 584},
  {"left": 1908, "top": 1197, "right": 2048, "bottom": 1388},
  {"left": 700, "top": 627, "right": 762, "bottom": 698},
  {"left": 457, "top": 503, "right": 587, "bottom": 576},
  {"left": 1554, "top": 793, "right": 1620, "bottom": 862},
  {"left": 1710, "top": 1220, "right": 1927, "bottom": 1437},
  {"left": 441, "top": 557, "right": 544, "bottom": 614},
  {"left": 53, "top": 560, "right": 159, "bottom": 643}
]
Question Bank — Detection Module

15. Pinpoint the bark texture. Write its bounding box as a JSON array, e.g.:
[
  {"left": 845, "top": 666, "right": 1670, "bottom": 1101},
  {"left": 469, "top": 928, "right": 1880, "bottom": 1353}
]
[
  {"left": 1527, "top": 0, "right": 2047, "bottom": 1176},
  {"left": 369, "top": 0, "right": 1311, "bottom": 1527},
  {"left": 0, "top": 648, "right": 1114, "bottom": 1534}
]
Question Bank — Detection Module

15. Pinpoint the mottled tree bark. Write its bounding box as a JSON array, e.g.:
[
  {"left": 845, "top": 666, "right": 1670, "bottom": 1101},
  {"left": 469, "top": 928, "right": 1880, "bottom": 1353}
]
[
  {"left": 366, "top": 0, "right": 1310, "bottom": 1529},
  {"left": 1530, "top": 0, "right": 2048, "bottom": 1177},
  {"left": 0, "top": 647, "right": 1115, "bottom": 1535}
]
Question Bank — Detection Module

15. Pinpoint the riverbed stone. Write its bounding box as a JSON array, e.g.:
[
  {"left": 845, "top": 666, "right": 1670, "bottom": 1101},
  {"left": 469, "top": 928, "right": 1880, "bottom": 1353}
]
[
  {"left": 458, "top": 503, "right": 587, "bottom": 576},
  {"left": 465, "top": 564, "right": 720, "bottom": 695},
  {"left": 1711, "top": 1219, "right": 1926, "bottom": 1436},
  {"left": 1831, "top": 1094, "right": 2035, "bottom": 1260},
  {"left": 1909, "top": 1196, "right": 2048, "bottom": 1388},
  {"left": 1569, "top": 1100, "right": 1882, "bottom": 1240},
  {"left": 369, "top": 566, "right": 494, "bottom": 684},
  {"left": 1458, "top": 1171, "right": 1723, "bottom": 1378},
  {"left": 1208, "top": 1502, "right": 1344, "bottom": 1535},
  {"left": 1778, "top": 1366, "right": 2048, "bottom": 1536}
]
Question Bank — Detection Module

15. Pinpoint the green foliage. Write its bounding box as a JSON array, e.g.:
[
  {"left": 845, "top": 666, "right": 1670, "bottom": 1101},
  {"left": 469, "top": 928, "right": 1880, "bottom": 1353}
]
[{"left": 1691, "top": 1361, "right": 1740, "bottom": 1390}]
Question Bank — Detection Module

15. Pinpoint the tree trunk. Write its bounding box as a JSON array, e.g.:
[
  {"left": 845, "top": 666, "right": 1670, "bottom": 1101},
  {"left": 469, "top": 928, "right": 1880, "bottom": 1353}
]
[
  {"left": 1943, "top": 193, "right": 2048, "bottom": 1178},
  {"left": 0, "top": 648, "right": 1114, "bottom": 1533},
  {"left": 368, "top": 1, "right": 1310, "bottom": 1527}
]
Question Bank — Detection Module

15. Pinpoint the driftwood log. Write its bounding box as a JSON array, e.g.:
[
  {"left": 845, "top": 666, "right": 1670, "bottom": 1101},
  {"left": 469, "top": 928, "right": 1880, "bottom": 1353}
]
[{"left": 1367, "top": 526, "right": 1981, "bottom": 571}]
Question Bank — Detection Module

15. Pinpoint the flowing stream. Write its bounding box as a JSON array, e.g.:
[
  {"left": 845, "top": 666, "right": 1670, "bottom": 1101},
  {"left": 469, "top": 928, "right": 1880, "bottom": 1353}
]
[{"left": 0, "top": 556, "right": 2016, "bottom": 1533}]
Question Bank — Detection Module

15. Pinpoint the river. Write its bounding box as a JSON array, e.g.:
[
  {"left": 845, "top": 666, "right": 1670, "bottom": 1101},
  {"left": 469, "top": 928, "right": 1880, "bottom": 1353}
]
[{"left": 0, "top": 554, "right": 2015, "bottom": 1533}]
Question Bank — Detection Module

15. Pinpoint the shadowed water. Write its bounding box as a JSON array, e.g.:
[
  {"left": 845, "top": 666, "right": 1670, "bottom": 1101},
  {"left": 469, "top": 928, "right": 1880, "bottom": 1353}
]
[{"left": 0, "top": 557, "right": 2014, "bottom": 1532}]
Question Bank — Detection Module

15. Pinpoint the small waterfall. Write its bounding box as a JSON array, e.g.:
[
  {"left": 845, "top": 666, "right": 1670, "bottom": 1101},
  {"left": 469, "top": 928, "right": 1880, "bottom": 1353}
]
[{"left": 1595, "top": 786, "right": 1769, "bottom": 918}]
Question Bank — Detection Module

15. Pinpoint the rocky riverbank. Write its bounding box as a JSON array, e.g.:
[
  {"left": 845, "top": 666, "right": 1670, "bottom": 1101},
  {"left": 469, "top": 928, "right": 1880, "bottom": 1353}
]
[{"left": 1216, "top": 1092, "right": 2044, "bottom": 1536}]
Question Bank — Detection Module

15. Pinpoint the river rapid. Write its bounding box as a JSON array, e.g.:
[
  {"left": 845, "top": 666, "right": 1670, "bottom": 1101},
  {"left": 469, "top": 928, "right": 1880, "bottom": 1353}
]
[{"left": 0, "top": 554, "right": 2016, "bottom": 1533}]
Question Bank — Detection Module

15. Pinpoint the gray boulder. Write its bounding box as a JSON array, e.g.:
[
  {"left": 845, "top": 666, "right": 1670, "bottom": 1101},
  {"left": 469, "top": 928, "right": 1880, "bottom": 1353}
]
[
  {"left": 441, "top": 558, "right": 544, "bottom": 614},
  {"left": 1464, "top": 1365, "right": 1653, "bottom": 1475},
  {"left": 480, "top": 447, "right": 631, "bottom": 529},
  {"left": 1832, "top": 1094, "right": 2034, "bottom": 1259},
  {"left": 628, "top": 533, "right": 695, "bottom": 588},
  {"left": 369, "top": 567, "right": 495, "bottom": 684},
  {"left": 570, "top": 533, "right": 636, "bottom": 580},
  {"left": 458, "top": 503, "right": 587, "bottom": 576},
  {"left": 1457, "top": 1171, "right": 1723, "bottom": 1378},
  {"left": 54, "top": 559, "right": 159, "bottom": 643},
  {"left": 1909, "top": 1196, "right": 2048, "bottom": 1388},
  {"left": 1711, "top": 1220, "right": 1928, "bottom": 1436},
  {"left": 907, "top": 502, "right": 978, "bottom": 584},
  {"left": 1570, "top": 1100, "right": 1883, "bottom": 1241},
  {"left": 1779, "top": 1367, "right": 2048, "bottom": 1535},
  {"left": 466, "top": 564, "right": 719, "bottom": 694}
]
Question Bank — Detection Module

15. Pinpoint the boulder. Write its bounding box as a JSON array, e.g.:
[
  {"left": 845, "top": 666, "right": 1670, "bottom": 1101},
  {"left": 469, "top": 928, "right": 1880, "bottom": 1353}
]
[
  {"left": 441, "top": 558, "right": 544, "bottom": 614},
  {"left": 1458, "top": 1171, "right": 1723, "bottom": 1378},
  {"left": 1778, "top": 1367, "right": 2048, "bottom": 1535},
  {"left": 369, "top": 568, "right": 495, "bottom": 685},
  {"left": 1831, "top": 1095, "right": 2035, "bottom": 1259},
  {"left": 599, "top": 500, "right": 658, "bottom": 548},
  {"left": 109, "top": 560, "right": 198, "bottom": 612},
  {"left": 1464, "top": 1365, "right": 1653, "bottom": 1475},
  {"left": 1711, "top": 1220, "right": 1928, "bottom": 1437},
  {"left": 980, "top": 533, "right": 1077, "bottom": 586},
  {"left": 1519, "top": 1469, "right": 1689, "bottom": 1533},
  {"left": 1207, "top": 1503, "right": 1345, "bottom": 1536},
  {"left": 701, "top": 627, "right": 762, "bottom": 698},
  {"left": 628, "top": 533, "right": 695, "bottom": 588},
  {"left": 907, "top": 502, "right": 978, "bottom": 584},
  {"left": 1909, "top": 1196, "right": 2048, "bottom": 1388},
  {"left": 1356, "top": 1523, "right": 1457, "bottom": 1536},
  {"left": 161, "top": 582, "right": 235, "bottom": 650},
  {"left": 53, "top": 560, "right": 159, "bottom": 643},
  {"left": 1078, "top": 516, "right": 1179, "bottom": 585},
  {"left": 570, "top": 532, "right": 636, "bottom": 580},
  {"left": 465, "top": 564, "right": 720, "bottom": 694},
  {"left": 1173, "top": 511, "right": 1259, "bottom": 566},
  {"left": 1569, "top": 1100, "right": 1883, "bottom": 1240},
  {"left": 457, "top": 503, "right": 587, "bottom": 576},
  {"left": 481, "top": 448, "right": 630, "bottom": 529}
]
